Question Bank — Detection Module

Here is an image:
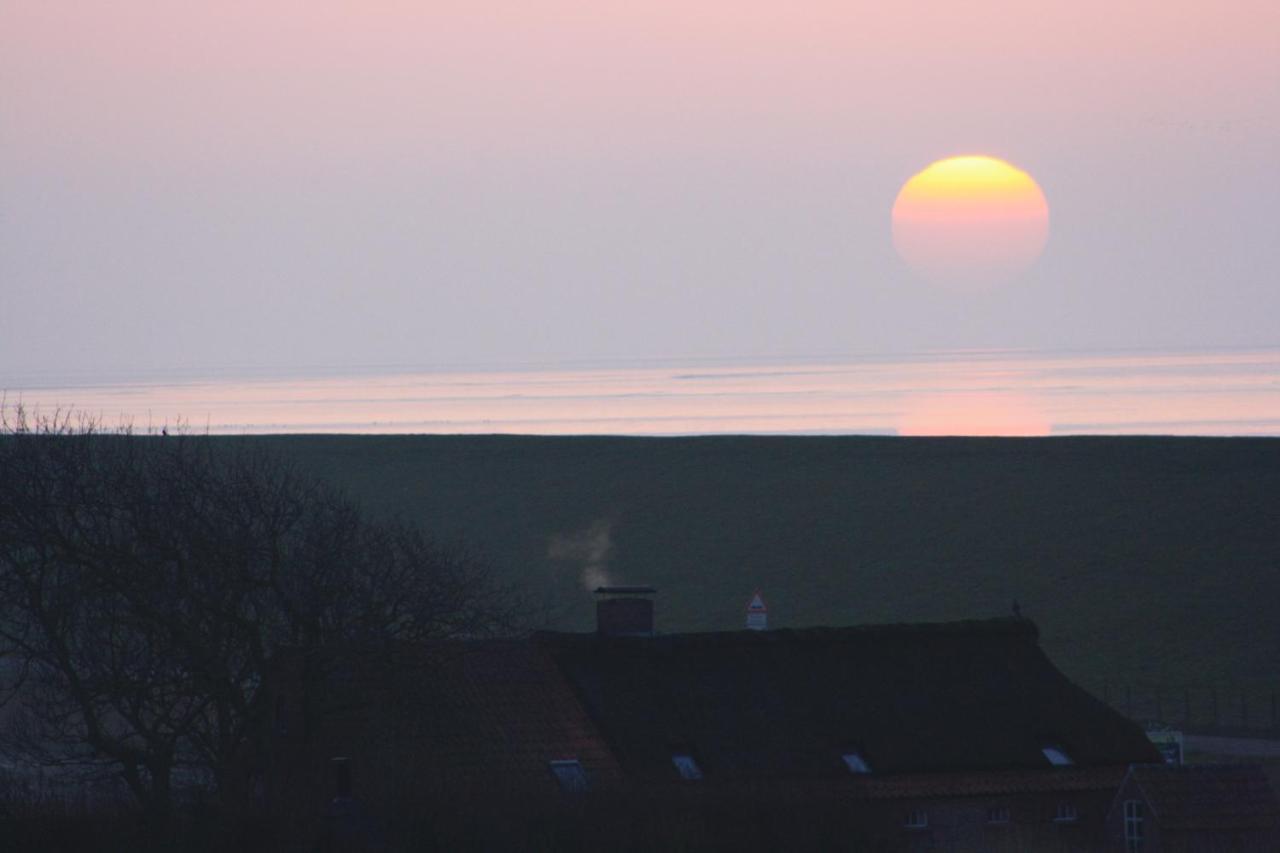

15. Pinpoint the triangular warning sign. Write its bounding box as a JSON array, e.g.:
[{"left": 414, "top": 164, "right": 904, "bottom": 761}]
[{"left": 746, "top": 591, "right": 768, "bottom": 630}]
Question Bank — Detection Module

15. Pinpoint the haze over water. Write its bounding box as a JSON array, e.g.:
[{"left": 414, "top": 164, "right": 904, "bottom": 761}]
[
  {"left": 5, "top": 4, "right": 1279, "bottom": 383},
  {"left": 6, "top": 347, "right": 1278, "bottom": 437}
]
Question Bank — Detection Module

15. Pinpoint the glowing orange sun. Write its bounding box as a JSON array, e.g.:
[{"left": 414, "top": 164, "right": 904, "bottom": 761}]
[{"left": 892, "top": 155, "right": 1049, "bottom": 290}]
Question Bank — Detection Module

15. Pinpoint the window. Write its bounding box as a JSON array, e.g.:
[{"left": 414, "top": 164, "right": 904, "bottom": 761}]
[
  {"left": 1123, "top": 800, "right": 1144, "bottom": 851},
  {"left": 841, "top": 752, "right": 872, "bottom": 774},
  {"left": 1041, "top": 745, "right": 1074, "bottom": 766},
  {"left": 986, "top": 805, "right": 1010, "bottom": 824},
  {"left": 671, "top": 753, "right": 703, "bottom": 780},
  {"left": 549, "top": 759, "right": 589, "bottom": 793},
  {"left": 904, "top": 809, "right": 928, "bottom": 829},
  {"left": 1054, "top": 801, "right": 1078, "bottom": 823}
]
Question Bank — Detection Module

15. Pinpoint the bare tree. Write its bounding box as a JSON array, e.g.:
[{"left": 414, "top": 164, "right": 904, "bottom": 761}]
[{"left": 0, "top": 406, "right": 514, "bottom": 820}]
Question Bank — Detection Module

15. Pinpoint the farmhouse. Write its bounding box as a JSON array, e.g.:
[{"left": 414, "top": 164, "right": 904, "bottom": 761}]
[
  {"left": 262, "top": 589, "right": 1167, "bottom": 850},
  {"left": 1105, "top": 763, "right": 1280, "bottom": 852}
]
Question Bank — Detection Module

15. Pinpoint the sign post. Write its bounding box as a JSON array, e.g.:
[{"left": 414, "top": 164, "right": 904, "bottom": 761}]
[{"left": 1145, "top": 729, "right": 1184, "bottom": 765}]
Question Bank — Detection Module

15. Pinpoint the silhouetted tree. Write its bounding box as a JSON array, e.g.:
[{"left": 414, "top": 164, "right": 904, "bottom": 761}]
[{"left": 0, "top": 406, "right": 513, "bottom": 821}]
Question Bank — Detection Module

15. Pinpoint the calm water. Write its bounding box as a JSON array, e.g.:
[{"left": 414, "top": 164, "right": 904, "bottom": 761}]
[{"left": 4, "top": 348, "right": 1279, "bottom": 436}]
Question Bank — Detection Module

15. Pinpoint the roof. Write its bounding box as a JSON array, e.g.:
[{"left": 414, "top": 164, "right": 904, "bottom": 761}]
[
  {"left": 269, "top": 640, "right": 623, "bottom": 796},
  {"left": 417, "top": 641, "right": 623, "bottom": 790},
  {"left": 850, "top": 765, "right": 1130, "bottom": 800},
  {"left": 537, "top": 619, "right": 1160, "bottom": 783},
  {"left": 1125, "top": 764, "right": 1280, "bottom": 831}
]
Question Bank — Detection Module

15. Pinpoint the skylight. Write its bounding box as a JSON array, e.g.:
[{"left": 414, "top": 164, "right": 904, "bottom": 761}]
[
  {"left": 842, "top": 752, "right": 872, "bottom": 774},
  {"left": 549, "top": 759, "right": 589, "bottom": 793},
  {"left": 1041, "top": 746, "right": 1074, "bottom": 766},
  {"left": 671, "top": 753, "right": 703, "bottom": 780}
]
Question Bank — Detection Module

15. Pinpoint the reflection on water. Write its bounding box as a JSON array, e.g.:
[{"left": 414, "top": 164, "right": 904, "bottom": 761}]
[
  {"left": 898, "top": 392, "right": 1053, "bottom": 437},
  {"left": 3, "top": 348, "right": 1279, "bottom": 436}
]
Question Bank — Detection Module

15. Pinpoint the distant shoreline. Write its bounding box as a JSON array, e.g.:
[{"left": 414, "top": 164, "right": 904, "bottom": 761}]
[{"left": 5, "top": 346, "right": 1280, "bottom": 437}]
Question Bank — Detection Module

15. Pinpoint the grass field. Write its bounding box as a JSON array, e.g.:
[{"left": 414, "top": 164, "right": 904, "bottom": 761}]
[{"left": 249, "top": 434, "right": 1279, "bottom": 718}]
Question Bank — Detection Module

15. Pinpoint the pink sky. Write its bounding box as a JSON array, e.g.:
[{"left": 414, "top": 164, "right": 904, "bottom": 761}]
[
  {"left": 2, "top": 2, "right": 1278, "bottom": 382},
  {"left": 8, "top": 2, "right": 1275, "bottom": 170}
]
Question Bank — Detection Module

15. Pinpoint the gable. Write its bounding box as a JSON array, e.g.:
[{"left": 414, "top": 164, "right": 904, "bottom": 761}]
[{"left": 1128, "top": 764, "right": 1280, "bottom": 832}]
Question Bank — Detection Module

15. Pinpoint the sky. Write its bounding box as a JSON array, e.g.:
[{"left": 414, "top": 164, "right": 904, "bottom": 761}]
[{"left": 3, "top": 1, "right": 1279, "bottom": 382}]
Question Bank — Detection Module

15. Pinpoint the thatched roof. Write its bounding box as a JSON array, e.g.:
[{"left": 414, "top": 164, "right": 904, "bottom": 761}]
[{"left": 538, "top": 619, "right": 1159, "bottom": 783}]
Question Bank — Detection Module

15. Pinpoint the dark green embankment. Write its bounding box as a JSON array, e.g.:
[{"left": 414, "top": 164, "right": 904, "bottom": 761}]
[{"left": 249, "top": 434, "right": 1280, "bottom": 724}]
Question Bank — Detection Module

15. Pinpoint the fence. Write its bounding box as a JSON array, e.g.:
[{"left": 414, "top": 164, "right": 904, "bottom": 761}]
[{"left": 1096, "top": 680, "right": 1280, "bottom": 736}]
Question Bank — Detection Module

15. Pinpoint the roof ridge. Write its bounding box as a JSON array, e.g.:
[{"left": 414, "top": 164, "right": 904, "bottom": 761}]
[{"left": 535, "top": 617, "right": 1039, "bottom": 643}]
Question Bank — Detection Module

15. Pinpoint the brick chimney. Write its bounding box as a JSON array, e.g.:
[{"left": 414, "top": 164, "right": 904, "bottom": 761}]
[
  {"left": 594, "top": 586, "right": 656, "bottom": 636},
  {"left": 331, "top": 756, "right": 352, "bottom": 798}
]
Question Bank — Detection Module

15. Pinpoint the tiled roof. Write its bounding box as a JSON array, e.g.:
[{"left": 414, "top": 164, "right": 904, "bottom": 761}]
[
  {"left": 417, "top": 641, "right": 624, "bottom": 791},
  {"left": 847, "top": 766, "right": 1128, "bottom": 799},
  {"left": 538, "top": 619, "right": 1160, "bottom": 782},
  {"left": 270, "top": 641, "right": 623, "bottom": 795},
  {"left": 1128, "top": 764, "right": 1280, "bottom": 831}
]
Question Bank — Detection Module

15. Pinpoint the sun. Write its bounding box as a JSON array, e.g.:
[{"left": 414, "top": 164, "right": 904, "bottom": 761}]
[{"left": 891, "top": 155, "right": 1049, "bottom": 290}]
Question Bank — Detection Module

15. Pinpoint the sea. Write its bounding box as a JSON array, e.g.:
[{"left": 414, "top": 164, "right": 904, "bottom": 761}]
[{"left": 3, "top": 347, "right": 1279, "bottom": 437}]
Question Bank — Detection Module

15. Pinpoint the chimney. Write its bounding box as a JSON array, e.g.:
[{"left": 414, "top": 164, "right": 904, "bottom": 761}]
[
  {"left": 331, "top": 756, "right": 352, "bottom": 799},
  {"left": 594, "top": 586, "right": 656, "bottom": 636}
]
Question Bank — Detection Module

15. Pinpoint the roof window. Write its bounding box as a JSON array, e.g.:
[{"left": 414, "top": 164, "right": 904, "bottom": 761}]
[
  {"left": 904, "top": 809, "right": 929, "bottom": 829},
  {"left": 841, "top": 752, "right": 872, "bottom": 774},
  {"left": 549, "top": 759, "right": 589, "bottom": 793},
  {"left": 986, "top": 805, "right": 1010, "bottom": 824},
  {"left": 1041, "top": 745, "right": 1074, "bottom": 766},
  {"left": 1054, "top": 801, "right": 1078, "bottom": 823},
  {"left": 671, "top": 753, "right": 703, "bottom": 780}
]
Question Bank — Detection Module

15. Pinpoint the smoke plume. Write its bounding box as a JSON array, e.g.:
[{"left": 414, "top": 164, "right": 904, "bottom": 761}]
[{"left": 548, "top": 519, "right": 614, "bottom": 591}]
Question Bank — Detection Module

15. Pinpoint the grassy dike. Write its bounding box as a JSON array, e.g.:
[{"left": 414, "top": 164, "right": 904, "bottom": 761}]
[{"left": 246, "top": 434, "right": 1280, "bottom": 713}]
